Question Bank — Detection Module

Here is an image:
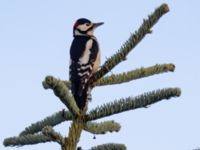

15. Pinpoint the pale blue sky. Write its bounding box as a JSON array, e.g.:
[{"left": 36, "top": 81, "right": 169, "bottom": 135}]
[{"left": 1, "top": 0, "right": 200, "bottom": 150}]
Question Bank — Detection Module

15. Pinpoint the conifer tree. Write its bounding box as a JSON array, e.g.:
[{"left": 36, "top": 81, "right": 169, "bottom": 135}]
[{"left": 3, "top": 3, "right": 181, "bottom": 150}]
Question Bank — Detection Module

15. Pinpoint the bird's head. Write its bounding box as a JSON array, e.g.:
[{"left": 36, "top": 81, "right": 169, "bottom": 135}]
[{"left": 73, "top": 18, "right": 104, "bottom": 37}]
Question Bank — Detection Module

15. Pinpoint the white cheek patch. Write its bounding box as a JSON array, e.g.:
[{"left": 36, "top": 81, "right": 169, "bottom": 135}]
[
  {"left": 78, "top": 24, "right": 88, "bottom": 31},
  {"left": 79, "top": 39, "right": 93, "bottom": 64}
]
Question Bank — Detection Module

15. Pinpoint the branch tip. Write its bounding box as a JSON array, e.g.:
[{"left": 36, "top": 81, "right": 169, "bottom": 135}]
[
  {"left": 175, "top": 88, "right": 181, "bottom": 97},
  {"left": 166, "top": 64, "right": 175, "bottom": 72},
  {"left": 161, "top": 3, "right": 170, "bottom": 12}
]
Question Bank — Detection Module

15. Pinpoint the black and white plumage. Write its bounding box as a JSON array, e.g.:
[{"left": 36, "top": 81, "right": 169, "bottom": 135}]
[{"left": 69, "top": 18, "right": 103, "bottom": 110}]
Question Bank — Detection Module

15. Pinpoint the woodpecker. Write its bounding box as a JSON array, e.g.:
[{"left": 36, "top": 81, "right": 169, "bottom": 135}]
[{"left": 69, "top": 18, "right": 103, "bottom": 110}]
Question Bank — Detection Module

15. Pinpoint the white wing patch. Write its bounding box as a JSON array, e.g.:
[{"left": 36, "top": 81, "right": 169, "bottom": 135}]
[{"left": 79, "top": 39, "right": 93, "bottom": 64}]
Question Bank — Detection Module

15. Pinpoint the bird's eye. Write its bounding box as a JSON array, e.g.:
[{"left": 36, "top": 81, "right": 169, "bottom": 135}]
[{"left": 86, "top": 23, "right": 90, "bottom": 26}]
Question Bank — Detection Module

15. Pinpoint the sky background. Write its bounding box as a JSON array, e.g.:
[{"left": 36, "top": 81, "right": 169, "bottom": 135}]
[{"left": 0, "top": 0, "right": 200, "bottom": 150}]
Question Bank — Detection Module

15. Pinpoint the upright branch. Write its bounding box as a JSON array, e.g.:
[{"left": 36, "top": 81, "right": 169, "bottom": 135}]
[
  {"left": 63, "top": 118, "right": 85, "bottom": 150},
  {"left": 43, "top": 76, "right": 80, "bottom": 116},
  {"left": 88, "top": 3, "right": 169, "bottom": 84}
]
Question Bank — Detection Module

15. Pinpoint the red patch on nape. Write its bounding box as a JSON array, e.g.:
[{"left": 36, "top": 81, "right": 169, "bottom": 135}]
[{"left": 74, "top": 21, "right": 79, "bottom": 28}]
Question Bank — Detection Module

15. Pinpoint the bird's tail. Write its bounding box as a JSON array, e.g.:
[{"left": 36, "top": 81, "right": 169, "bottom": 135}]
[{"left": 71, "top": 81, "right": 92, "bottom": 110}]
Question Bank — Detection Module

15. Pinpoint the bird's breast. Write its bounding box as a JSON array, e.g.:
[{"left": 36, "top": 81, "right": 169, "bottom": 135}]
[{"left": 92, "top": 50, "right": 100, "bottom": 73}]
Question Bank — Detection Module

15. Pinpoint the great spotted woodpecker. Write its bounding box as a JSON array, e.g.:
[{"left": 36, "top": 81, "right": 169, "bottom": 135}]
[{"left": 69, "top": 18, "right": 103, "bottom": 110}]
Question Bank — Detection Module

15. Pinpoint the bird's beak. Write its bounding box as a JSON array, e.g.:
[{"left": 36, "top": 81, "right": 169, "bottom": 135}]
[{"left": 93, "top": 22, "right": 104, "bottom": 28}]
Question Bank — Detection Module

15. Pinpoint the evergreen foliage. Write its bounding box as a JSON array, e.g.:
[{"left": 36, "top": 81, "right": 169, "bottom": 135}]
[{"left": 3, "top": 3, "right": 181, "bottom": 150}]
